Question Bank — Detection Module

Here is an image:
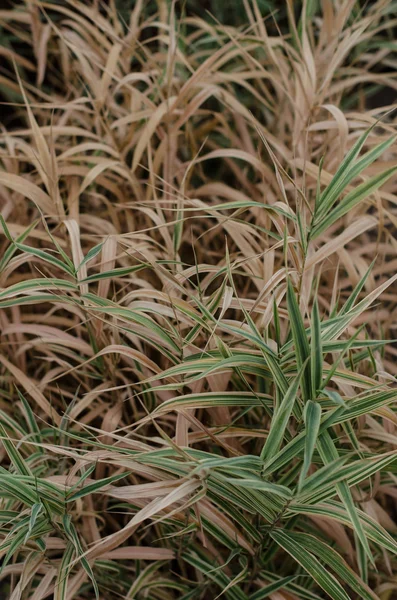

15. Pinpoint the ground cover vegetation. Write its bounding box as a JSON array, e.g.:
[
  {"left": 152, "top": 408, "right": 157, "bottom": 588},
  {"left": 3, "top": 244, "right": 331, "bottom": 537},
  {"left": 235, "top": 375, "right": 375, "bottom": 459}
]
[{"left": 1, "top": 0, "right": 397, "bottom": 598}]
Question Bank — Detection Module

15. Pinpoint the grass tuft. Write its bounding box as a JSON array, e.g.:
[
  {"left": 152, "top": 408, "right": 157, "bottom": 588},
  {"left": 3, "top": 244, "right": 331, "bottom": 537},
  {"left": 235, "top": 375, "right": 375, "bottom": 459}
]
[{"left": 0, "top": 1, "right": 397, "bottom": 598}]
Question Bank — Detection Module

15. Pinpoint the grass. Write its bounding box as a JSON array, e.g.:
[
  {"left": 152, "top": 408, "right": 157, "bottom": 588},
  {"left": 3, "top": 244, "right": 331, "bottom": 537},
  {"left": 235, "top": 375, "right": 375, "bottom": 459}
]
[{"left": 0, "top": 0, "right": 397, "bottom": 598}]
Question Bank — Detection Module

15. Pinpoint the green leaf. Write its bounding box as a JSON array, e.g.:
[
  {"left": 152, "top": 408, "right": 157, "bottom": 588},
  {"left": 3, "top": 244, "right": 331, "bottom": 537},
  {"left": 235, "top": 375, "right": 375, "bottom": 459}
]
[
  {"left": 65, "top": 463, "right": 96, "bottom": 496},
  {"left": 81, "top": 263, "right": 149, "bottom": 283},
  {"left": 298, "top": 400, "right": 322, "bottom": 490},
  {"left": 62, "top": 515, "right": 99, "bottom": 599},
  {"left": 255, "top": 572, "right": 323, "bottom": 600},
  {"left": 66, "top": 470, "right": 129, "bottom": 502},
  {"left": 0, "top": 474, "right": 38, "bottom": 506},
  {"left": 0, "top": 278, "right": 77, "bottom": 300},
  {"left": 82, "top": 292, "right": 180, "bottom": 356},
  {"left": 153, "top": 391, "right": 272, "bottom": 415},
  {"left": 310, "top": 297, "right": 322, "bottom": 396},
  {"left": 0, "top": 526, "right": 31, "bottom": 574},
  {"left": 219, "top": 476, "right": 292, "bottom": 499},
  {"left": 15, "top": 243, "right": 75, "bottom": 275},
  {"left": 261, "top": 360, "right": 307, "bottom": 462},
  {"left": 0, "top": 218, "right": 39, "bottom": 272},
  {"left": 250, "top": 576, "right": 298, "bottom": 600},
  {"left": 288, "top": 500, "right": 397, "bottom": 555},
  {"left": 77, "top": 242, "right": 104, "bottom": 270},
  {"left": 55, "top": 542, "right": 75, "bottom": 600},
  {"left": 312, "top": 165, "right": 397, "bottom": 238},
  {"left": 298, "top": 455, "right": 349, "bottom": 496},
  {"left": 287, "top": 279, "right": 311, "bottom": 401},
  {"left": 338, "top": 260, "right": 375, "bottom": 315},
  {"left": 0, "top": 213, "right": 13, "bottom": 241},
  {"left": 299, "top": 451, "right": 397, "bottom": 503},
  {"left": 270, "top": 529, "right": 351, "bottom": 600},
  {"left": 24, "top": 503, "right": 43, "bottom": 544},
  {"left": 16, "top": 389, "right": 44, "bottom": 454},
  {"left": 314, "top": 126, "right": 379, "bottom": 219},
  {"left": 0, "top": 423, "right": 32, "bottom": 477},
  {"left": 182, "top": 550, "right": 248, "bottom": 600},
  {"left": 287, "top": 532, "right": 377, "bottom": 600},
  {"left": 317, "top": 431, "right": 374, "bottom": 565}
]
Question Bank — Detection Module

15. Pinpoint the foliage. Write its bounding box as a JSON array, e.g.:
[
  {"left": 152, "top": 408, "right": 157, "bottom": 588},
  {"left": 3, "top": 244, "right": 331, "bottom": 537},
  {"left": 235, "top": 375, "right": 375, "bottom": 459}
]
[{"left": 0, "top": 1, "right": 397, "bottom": 598}]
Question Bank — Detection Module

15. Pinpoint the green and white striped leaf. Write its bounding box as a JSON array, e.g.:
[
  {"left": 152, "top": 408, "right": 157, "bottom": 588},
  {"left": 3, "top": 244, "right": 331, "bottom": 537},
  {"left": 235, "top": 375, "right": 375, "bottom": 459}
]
[{"left": 270, "top": 529, "right": 351, "bottom": 600}]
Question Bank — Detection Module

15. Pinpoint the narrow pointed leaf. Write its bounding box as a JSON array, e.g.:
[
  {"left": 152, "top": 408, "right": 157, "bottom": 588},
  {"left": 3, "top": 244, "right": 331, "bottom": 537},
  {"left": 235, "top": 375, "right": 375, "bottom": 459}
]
[
  {"left": 270, "top": 529, "right": 351, "bottom": 600},
  {"left": 298, "top": 400, "right": 322, "bottom": 490}
]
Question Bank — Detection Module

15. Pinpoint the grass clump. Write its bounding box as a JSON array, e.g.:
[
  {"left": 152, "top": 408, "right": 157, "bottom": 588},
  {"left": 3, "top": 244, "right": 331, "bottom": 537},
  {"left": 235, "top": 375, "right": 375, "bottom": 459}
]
[{"left": 0, "top": 1, "right": 397, "bottom": 598}]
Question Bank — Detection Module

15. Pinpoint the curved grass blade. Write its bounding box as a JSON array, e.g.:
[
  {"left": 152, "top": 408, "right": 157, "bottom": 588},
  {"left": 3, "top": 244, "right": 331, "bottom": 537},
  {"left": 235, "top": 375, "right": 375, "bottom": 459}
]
[
  {"left": 287, "top": 280, "right": 311, "bottom": 401},
  {"left": 261, "top": 360, "right": 307, "bottom": 463},
  {"left": 270, "top": 529, "right": 351, "bottom": 600},
  {"left": 287, "top": 532, "right": 378, "bottom": 600},
  {"left": 298, "top": 400, "right": 322, "bottom": 490}
]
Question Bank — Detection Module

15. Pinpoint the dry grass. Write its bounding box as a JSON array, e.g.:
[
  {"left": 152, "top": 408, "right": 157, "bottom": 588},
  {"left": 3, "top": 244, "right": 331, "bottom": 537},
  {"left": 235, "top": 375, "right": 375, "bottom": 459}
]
[{"left": 1, "top": 1, "right": 397, "bottom": 598}]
